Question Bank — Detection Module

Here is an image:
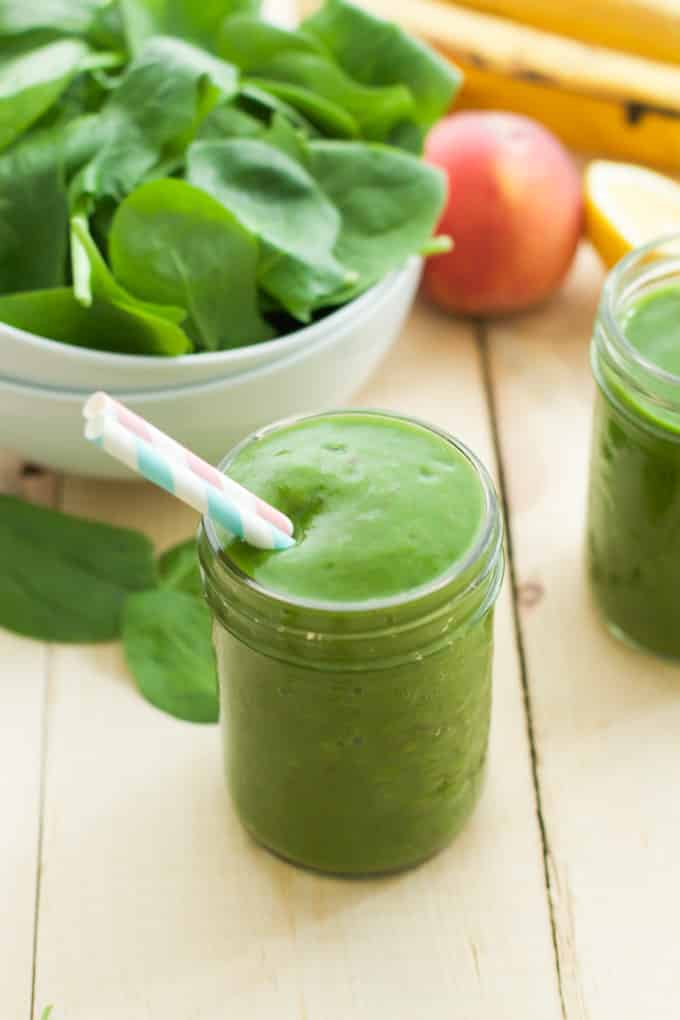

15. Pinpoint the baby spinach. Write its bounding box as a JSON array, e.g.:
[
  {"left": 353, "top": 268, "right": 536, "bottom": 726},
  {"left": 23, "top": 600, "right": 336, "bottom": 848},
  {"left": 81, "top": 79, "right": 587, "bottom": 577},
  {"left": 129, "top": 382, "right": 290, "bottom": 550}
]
[
  {"left": 124, "top": 536, "right": 217, "bottom": 724},
  {"left": 303, "top": 0, "right": 461, "bottom": 135},
  {"left": 245, "top": 77, "right": 358, "bottom": 139},
  {"left": 0, "top": 0, "right": 114, "bottom": 39},
  {"left": 0, "top": 39, "right": 90, "bottom": 152},
  {"left": 0, "top": 287, "right": 191, "bottom": 355},
  {"left": 0, "top": 495, "right": 157, "bottom": 643},
  {"left": 219, "top": 16, "right": 413, "bottom": 142},
  {"left": 217, "top": 15, "right": 326, "bottom": 70},
  {"left": 70, "top": 36, "right": 239, "bottom": 205},
  {"left": 0, "top": 133, "right": 69, "bottom": 293},
  {"left": 158, "top": 538, "right": 203, "bottom": 596},
  {"left": 308, "top": 139, "right": 447, "bottom": 297},
  {"left": 238, "top": 82, "right": 317, "bottom": 135},
  {"left": 262, "top": 111, "right": 308, "bottom": 163},
  {"left": 0, "top": 495, "right": 216, "bottom": 722},
  {"left": 187, "top": 138, "right": 354, "bottom": 319},
  {"left": 109, "top": 177, "right": 273, "bottom": 350},
  {"left": 123, "top": 589, "right": 218, "bottom": 723},
  {"left": 70, "top": 206, "right": 186, "bottom": 325},
  {"left": 120, "top": 0, "right": 260, "bottom": 56},
  {"left": 197, "top": 100, "right": 265, "bottom": 141},
  {"left": 0, "top": 0, "right": 459, "bottom": 350}
]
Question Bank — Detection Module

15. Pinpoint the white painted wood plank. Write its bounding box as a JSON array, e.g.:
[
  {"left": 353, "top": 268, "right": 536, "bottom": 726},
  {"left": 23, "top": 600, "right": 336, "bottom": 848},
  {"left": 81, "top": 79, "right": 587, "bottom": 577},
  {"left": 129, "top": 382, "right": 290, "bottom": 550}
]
[
  {"left": 487, "top": 241, "right": 680, "bottom": 1019},
  {"left": 0, "top": 462, "right": 57, "bottom": 1020},
  {"left": 33, "top": 306, "right": 562, "bottom": 1019}
]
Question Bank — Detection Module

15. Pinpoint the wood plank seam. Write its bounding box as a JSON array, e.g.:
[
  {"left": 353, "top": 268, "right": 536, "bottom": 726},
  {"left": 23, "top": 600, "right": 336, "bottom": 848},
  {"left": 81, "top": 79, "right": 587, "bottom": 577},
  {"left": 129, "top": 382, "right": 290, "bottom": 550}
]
[
  {"left": 27, "top": 471, "right": 61, "bottom": 1020},
  {"left": 477, "top": 322, "right": 568, "bottom": 1020},
  {"left": 29, "top": 643, "right": 53, "bottom": 1020}
]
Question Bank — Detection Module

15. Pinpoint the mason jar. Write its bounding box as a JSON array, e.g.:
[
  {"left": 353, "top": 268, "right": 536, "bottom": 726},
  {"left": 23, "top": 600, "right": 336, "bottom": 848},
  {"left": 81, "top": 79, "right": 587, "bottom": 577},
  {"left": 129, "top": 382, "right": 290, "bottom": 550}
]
[
  {"left": 587, "top": 235, "right": 680, "bottom": 658},
  {"left": 199, "top": 411, "right": 504, "bottom": 875}
]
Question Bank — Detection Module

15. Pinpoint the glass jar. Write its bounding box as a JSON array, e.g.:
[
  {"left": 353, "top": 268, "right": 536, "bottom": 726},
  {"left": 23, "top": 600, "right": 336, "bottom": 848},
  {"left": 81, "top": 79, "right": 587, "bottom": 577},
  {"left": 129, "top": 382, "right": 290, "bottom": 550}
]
[
  {"left": 199, "top": 412, "right": 504, "bottom": 875},
  {"left": 587, "top": 235, "right": 680, "bottom": 658}
]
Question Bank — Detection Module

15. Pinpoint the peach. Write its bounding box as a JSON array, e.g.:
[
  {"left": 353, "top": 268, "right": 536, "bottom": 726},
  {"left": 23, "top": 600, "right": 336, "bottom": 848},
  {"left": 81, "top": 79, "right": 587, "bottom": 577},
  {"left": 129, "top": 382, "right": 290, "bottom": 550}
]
[{"left": 423, "top": 111, "right": 583, "bottom": 315}]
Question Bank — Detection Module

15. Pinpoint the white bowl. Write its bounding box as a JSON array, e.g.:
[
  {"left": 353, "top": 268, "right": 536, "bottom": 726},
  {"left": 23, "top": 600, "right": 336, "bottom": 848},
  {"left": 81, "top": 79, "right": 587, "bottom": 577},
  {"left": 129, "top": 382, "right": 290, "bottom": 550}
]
[
  {"left": 0, "top": 263, "right": 417, "bottom": 391},
  {"left": 0, "top": 260, "right": 421, "bottom": 478}
]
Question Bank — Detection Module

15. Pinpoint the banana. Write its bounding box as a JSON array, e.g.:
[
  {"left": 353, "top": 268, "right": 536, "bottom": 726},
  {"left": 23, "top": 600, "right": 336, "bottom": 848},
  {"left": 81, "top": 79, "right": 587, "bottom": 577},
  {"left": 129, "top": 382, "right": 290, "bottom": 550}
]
[
  {"left": 300, "top": 0, "right": 680, "bottom": 173},
  {"left": 438, "top": 0, "right": 680, "bottom": 66}
]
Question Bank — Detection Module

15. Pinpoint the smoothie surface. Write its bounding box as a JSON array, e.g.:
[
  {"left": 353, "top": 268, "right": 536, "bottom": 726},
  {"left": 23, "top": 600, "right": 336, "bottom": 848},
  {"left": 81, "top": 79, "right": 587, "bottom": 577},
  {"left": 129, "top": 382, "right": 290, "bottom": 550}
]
[
  {"left": 622, "top": 283, "right": 680, "bottom": 376},
  {"left": 224, "top": 413, "right": 486, "bottom": 603}
]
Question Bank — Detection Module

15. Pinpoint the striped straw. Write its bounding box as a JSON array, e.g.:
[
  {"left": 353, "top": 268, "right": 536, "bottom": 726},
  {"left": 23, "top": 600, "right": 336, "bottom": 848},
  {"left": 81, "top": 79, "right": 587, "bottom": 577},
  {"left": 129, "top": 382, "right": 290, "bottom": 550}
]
[
  {"left": 83, "top": 391, "right": 293, "bottom": 537},
  {"left": 84, "top": 413, "right": 294, "bottom": 551}
]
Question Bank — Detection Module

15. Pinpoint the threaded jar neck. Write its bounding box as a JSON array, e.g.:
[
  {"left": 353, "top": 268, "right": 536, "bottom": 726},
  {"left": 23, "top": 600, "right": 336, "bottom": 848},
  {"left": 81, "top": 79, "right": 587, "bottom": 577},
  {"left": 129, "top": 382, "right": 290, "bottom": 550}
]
[
  {"left": 593, "top": 234, "right": 680, "bottom": 437},
  {"left": 198, "top": 412, "right": 504, "bottom": 671}
]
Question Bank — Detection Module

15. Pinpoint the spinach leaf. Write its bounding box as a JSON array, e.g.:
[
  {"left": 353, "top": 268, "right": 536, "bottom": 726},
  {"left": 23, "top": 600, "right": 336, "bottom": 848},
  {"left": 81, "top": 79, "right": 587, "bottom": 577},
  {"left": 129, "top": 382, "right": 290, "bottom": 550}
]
[
  {"left": 308, "top": 139, "right": 446, "bottom": 298},
  {"left": 238, "top": 82, "right": 317, "bottom": 135},
  {"left": 245, "top": 77, "right": 358, "bottom": 139},
  {"left": 109, "top": 177, "right": 273, "bottom": 350},
  {"left": 0, "top": 287, "right": 191, "bottom": 355},
  {"left": 197, "top": 100, "right": 265, "bottom": 142},
  {"left": 219, "top": 16, "right": 413, "bottom": 141},
  {"left": 0, "top": 39, "right": 90, "bottom": 153},
  {"left": 0, "top": 132, "right": 69, "bottom": 293},
  {"left": 0, "top": 494, "right": 157, "bottom": 643},
  {"left": 159, "top": 538, "right": 202, "bottom": 597},
  {"left": 0, "top": 0, "right": 113, "bottom": 38},
  {"left": 217, "top": 15, "right": 326, "bottom": 69},
  {"left": 120, "top": 0, "right": 260, "bottom": 56},
  {"left": 261, "top": 111, "right": 308, "bottom": 164},
  {"left": 187, "top": 138, "right": 354, "bottom": 320},
  {"left": 70, "top": 207, "right": 186, "bottom": 326},
  {"left": 303, "top": 0, "right": 461, "bottom": 133},
  {"left": 123, "top": 590, "right": 218, "bottom": 723},
  {"left": 70, "top": 36, "right": 239, "bottom": 204},
  {"left": 40, "top": 1008, "right": 53, "bottom": 1020}
]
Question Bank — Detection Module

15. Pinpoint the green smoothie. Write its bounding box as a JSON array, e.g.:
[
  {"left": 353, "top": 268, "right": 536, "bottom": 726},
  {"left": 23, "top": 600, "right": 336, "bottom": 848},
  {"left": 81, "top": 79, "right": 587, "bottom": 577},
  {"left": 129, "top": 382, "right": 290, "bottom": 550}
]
[
  {"left": 226, "top": 414, "right": 486, "bottom": 603},
  {"left": 588, "top": 281, "right": 680, "bottom": 658},
  {"left": 199, "top": 411, "right": 504, "bottom": 875}
]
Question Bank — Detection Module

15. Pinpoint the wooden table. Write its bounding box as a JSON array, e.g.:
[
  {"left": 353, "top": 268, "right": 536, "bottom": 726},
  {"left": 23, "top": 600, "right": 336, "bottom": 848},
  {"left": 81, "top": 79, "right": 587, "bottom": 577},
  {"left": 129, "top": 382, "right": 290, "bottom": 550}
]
[{"left": 3, "top": 241, "right": 680, "bottom": 1020}]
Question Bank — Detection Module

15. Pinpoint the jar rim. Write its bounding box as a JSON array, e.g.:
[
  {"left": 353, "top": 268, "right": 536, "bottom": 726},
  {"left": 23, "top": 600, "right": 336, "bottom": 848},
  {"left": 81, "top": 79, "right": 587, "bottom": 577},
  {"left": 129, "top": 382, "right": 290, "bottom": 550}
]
[
  {"left": 601, "top": 231, "right": 680, "bottom": 390},
  {"left": 201, "top": 409, "right": 503, "bottom": 616}
]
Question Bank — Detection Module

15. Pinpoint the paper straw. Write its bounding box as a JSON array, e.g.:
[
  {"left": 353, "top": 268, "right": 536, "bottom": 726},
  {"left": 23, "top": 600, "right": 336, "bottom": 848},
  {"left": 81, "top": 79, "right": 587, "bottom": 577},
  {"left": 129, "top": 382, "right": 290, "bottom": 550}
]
[
  {"left": 84, "top": 413, "right": 295, "bottom": 551},
  {"left": 83, "top": 391, "right": 294, "bottom": 537}
]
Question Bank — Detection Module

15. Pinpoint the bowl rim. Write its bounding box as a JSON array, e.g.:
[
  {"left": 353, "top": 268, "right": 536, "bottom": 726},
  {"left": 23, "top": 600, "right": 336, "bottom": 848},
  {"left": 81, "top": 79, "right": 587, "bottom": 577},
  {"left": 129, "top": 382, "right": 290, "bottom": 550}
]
[
  {"left": 0, "top": 258, "right": 421, "bottom": 403},
  {"left": 0, "top": 259, "right": 418, "bottom": 371}
]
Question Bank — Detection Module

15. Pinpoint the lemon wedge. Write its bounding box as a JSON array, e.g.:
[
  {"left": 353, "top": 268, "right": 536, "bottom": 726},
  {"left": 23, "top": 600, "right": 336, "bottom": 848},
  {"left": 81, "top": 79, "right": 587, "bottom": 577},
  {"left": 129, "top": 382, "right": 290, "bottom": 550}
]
[{"left": 585, "top": 160, "right": 680, "bottom": 268}]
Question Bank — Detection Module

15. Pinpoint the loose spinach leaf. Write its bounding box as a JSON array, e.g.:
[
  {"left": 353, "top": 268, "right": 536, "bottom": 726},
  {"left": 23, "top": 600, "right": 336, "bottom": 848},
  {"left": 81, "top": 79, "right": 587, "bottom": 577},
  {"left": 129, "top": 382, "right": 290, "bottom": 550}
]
[
  {"left": 40, "top": 1008, "right": 53, "bottom": 1020},
  {"left": 0, "top": 287, "right": 192, "bottom": 355},
  {"left": 187, "top": 138, "right": 354, "bottom": 320},
  {"left": 109, "top": 177, "right": 273, "bottom": 350},
  {"left": 70, "top": 36, "right": 239, "bottom": 205},
  {"left": 123, "top": 590, "right": 218, "bottom": 723},
  {"left": 159, "top": 538, "right": 202, "bottom": 596},
  {"left": 308, "top": 139, "right": 447, "bottom": 298},
  {"left": 219, "top": 16, "right": 413, "bottom": 141},
  {"left": 0, "top": 133, "right": 69, "bottom": 294},
  {"left": 303, "top": 0, "right": 461, "bottom": 133},
  {"left": 0, "top": 39, "right": 90, "bottom": 153},
  {"left": 0, "top": 495, "right": 157, "bottom": 643},
  {"left": 120, "top": 0, "right": 260, "bottom": 56}
]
